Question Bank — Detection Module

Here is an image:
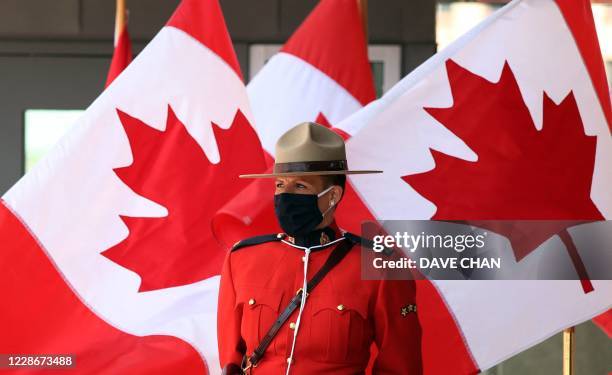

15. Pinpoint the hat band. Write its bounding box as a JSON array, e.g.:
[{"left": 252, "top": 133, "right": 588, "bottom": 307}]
[{"left": 274, "top": 160, "right": 348, "bottom": 173}]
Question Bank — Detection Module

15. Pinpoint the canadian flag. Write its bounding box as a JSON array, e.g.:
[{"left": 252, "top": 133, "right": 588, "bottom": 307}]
[
  {"left": 105, "top": 23, "right": 133, "bottom": 87},
  {"left": 105, "top": 0, "right": 132, "bottom": 87},
  {"left": 0, "top": 0, "right": 265, "bottom": 373},
  {"left": 340, "top": 0, "right": 612, "bottom": 372},
  {"left": 212, "top": 0, "right": 376, "bottom": 247}
]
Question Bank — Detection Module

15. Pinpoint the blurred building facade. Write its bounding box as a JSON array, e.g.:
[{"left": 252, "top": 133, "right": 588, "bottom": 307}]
[{"left": 0, "top": 1, "right": 609, "bottom": 374}]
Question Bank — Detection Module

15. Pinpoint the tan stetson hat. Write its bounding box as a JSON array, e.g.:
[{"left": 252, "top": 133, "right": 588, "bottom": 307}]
[{"left": 239, "top": 122, "right": 382, "bottom": 178}]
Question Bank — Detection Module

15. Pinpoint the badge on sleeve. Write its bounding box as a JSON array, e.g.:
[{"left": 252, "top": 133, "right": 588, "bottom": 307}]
[{"left": 401, "top": 304, "right": 417, "bottom": 317}]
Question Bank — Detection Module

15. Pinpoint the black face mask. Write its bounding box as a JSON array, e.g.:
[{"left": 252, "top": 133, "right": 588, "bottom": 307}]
[{"left": 274, "top": 186, "right": 334, "bottom": 237}]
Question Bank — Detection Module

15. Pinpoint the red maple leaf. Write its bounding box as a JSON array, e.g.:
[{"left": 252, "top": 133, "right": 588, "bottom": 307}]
[
  {"left": 402, "top": 60, "right": 604, "bottom": 292},
  {"left": 103, "top": 105, "right": 266, "bottom": 292}
]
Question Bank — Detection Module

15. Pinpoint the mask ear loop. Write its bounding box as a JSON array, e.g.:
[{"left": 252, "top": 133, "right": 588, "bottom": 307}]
[
  {"left": 318, "top": 185, "right": 336, "bottom": 217},
  {"left": 316, "top": 185, "right": 334, "bottom": 198}
]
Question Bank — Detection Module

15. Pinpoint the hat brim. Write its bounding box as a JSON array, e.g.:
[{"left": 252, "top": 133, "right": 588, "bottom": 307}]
[{"left": 239, "top": 170, "right": 383, "bottom": 178}]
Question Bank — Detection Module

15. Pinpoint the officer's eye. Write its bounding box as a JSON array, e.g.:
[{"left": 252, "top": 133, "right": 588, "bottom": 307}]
[
  {"left": 296, "top": 183, "right": 307, "bottom": 189},
  {"left": 276, "top": 182, "right": 284, "bottom": 188}
]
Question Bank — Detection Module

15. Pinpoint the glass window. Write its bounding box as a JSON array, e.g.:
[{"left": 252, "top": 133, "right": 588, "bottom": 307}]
[
  {"left": 368, "top": 45, "right": 402, "bottom": 97},
  {"left": 24, "top": 109, "right": 83, "bottom": 172},
  {"left": 436, "top": 2, "right": 502, "bottom": 52},
  {"left": 370, "top": 61, "right": 385, "bottom": 98}
]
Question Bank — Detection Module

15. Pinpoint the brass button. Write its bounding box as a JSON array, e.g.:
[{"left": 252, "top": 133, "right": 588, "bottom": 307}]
[
  {"left": 289, "top": 322, "right": 296, "bottom": 329},
  {"left": 320, "top": 232, "right": 330, "bottom": 245},
  {"left": 277, "top": 233, "right": 284, "bottom": 238},
  {"left": 286, "top": 357, "right": 294, "bottom": 364},
  {"left": 301, "top": 256, "right": 306, "bottom": 262},
  {"left": 248, "top": 298, "right": 256, "bottom": 306},
  {"left": 337, "top": 304, "right": 345, "bottom": 311}
]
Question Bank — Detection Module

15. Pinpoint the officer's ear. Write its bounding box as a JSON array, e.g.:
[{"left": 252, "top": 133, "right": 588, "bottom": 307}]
[{"left": 330, "top": 185, "right": 344, "bottom": 206}]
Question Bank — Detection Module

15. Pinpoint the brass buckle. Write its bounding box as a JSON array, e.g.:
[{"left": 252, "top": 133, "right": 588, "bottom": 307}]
[
  {"left": 296, "top": 288, "right": 309, "bottom": 297},
  {"left": 242, "top": 357, "right": 255, "bottom": 374}
]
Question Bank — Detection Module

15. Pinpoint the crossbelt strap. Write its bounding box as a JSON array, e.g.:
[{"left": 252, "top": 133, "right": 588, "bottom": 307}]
[{"left": 245, "top": 237, "right": 356, "bottom": 368}]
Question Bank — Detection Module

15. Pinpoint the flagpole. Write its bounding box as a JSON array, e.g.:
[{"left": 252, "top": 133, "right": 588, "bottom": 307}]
[
  {"left": 357, "top": 0, "right": 368, "bottom": 40},
  {"left": 562, "top": 327, "right": 575, "bottom": 375},
  {"left": 114, "top": 0, "right": 127, "bottom": 46}
]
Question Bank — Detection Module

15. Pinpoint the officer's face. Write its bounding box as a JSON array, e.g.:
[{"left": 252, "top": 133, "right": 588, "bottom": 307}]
[
  {"left": 275, "top": 175, "right": 341, "bottom": 218},
  {"left": 275, "top": 175, "right": 325, "bottom": 195}
]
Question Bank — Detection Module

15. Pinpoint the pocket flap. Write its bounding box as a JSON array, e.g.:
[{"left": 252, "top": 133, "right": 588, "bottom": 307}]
[
  {"left": 310, "top": 292, "right": 369, "bottom": 320},
  {"left": 236, "top": 285, "right": 284, "bottom": 312}
]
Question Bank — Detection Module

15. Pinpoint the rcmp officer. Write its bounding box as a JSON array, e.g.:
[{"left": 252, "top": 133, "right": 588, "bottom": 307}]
[{"left": 217, "top": 122, "right": 422, "bottom": 374}]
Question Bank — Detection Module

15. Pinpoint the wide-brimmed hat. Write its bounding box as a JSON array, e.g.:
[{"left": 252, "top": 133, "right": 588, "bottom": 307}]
[{"left": 239, "top": 122, "right": 382, "bottom": 178}]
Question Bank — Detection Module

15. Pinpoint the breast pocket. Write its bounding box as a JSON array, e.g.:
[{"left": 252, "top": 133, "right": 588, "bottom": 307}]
[
  {"left": 308, "top": 292, "right": 370, "bottom": 363},
  {"left": 235, "top": 286, "right": 284, "bottom": 353}
]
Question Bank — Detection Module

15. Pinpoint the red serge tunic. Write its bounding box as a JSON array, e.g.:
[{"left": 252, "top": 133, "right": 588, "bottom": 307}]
[{"left": 217, "top": 222, "right": 422, "bottom": 374}]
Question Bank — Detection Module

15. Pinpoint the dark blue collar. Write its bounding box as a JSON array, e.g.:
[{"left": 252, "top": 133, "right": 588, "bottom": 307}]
[{"left": 283, "top": 222, "right": 342, "bottom": 249}]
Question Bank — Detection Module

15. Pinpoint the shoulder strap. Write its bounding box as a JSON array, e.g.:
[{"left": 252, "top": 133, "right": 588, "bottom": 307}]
[
  {"left": 231, "top": 233, "right": 283, "bottom": 252},
  {"left": 244, "top": 237, "right": 355, "bottom": 369},
  {"left": 344, "top": 231, "right": 394, "bottom": 256}
]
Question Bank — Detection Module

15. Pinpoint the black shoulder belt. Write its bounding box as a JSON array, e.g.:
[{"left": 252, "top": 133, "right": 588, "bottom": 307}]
[
  {"left": 231, "top": 233, "right": 283, "bottom": 252},
  {"left": 344, "top": 231, "right": 394, "bottom": 256}
]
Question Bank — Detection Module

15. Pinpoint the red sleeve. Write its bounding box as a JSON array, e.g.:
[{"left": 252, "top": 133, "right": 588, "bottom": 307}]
[
  {"left": 217, "top": 251, "right": 245, "bottom": 369},
  {"left": 372, "top": 278, "right": 423, "bottom": 374}
]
